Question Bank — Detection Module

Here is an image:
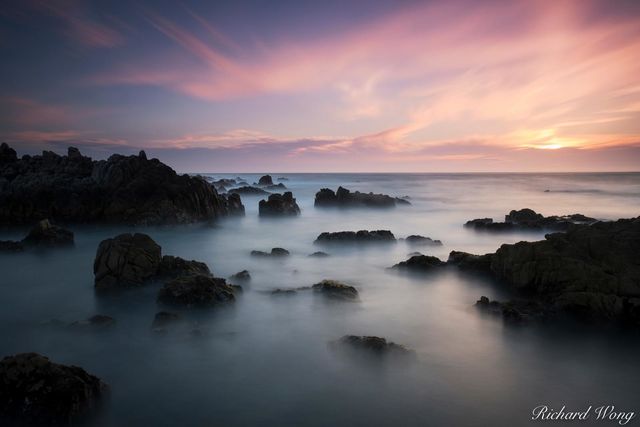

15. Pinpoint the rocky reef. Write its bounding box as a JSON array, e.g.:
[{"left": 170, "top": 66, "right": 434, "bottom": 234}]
[
  {"left": 314, "top": 186, "right": 410, "bottom": 208},
  {"left": 315, "top": 230, "right": 396, "bottom": 244},
  {"left": 258, "top": 192, "right": 301, "bottom": 216},
  {"left": 0, "top": 144, "right": 243, "bottom": 225},
  {"left": 464, "top": 208, "right": 596, "bottom": 232},
  {"left": 0, "top": 352, "right": 107, "bottom": 426}
]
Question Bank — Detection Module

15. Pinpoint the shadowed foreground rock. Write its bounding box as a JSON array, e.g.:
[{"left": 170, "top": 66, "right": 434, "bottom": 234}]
[
  {"left": 315, "top": 230, "right": 396, "bottom": 244},
  {"left": 258, "top": 192, "right": 301, "bottom": 216},
  {"left": 315, "top": 186, "right": 410, "bottom": 208},
  {"left": 0, "top": 352, "right": 107, "bottom": 427},
  {"left": 464, "top": 208, "right": 597, "bottom": 232},
  {"left": 0, "top": 144, "right": 243, "bottom": 225},
  {"left": 312, "top": 280, "right": 359, "bottom": 301},
  {"left": 329, "top": 335, "right": 415, "bottom": 358},
  {"left": 157, "top": 274, "right": 238, "bottom": 307}
]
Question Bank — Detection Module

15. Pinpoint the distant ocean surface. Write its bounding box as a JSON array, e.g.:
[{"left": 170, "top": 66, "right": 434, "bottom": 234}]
[{"left": 1, "top": 172, "right": 639, "bottom": 426}]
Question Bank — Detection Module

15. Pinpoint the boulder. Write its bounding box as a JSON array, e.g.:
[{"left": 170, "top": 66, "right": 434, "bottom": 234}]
[
  {"left": 315, "top": 230, "right": 396, "bottom": 244},
  {"left": 314, "top": 186, "right": 410, "bottom": 208},
  {"left": 312, "top": 280, "right": 359, "bottom": 301},
  {"left": 392, "top": 255, "right": 445, "bottom": 271},
  {"left": 21, "top": 219, "right": 74, "bottom": 247},
  {"left": 258, "top": 192, "right": 300, "bottom": 216},
  {"left": 0, "top": 352, "right": 107, "bottom": 426},
  {"left": 404, "top": 235, "right": 442, "bottom": 246},
  {"left": 157, "top": 255, "right": 211, "bottom": 279},
  {"left": 257, "top": 175, "right": 273, "bottom": 186},
  {"left": 93, "top": 233, "right": 162, "bottom": 291},
  {"left": 157, "top": 274, "right": 239, "bottom": 308},
  {"left": 329, "top": 335, "right": 414, "bottom": 358},
  {"left": 221, "top": 193, "right": 245, "bottom": 215},
  {"left": 251, "top": 248, "right": 290, "bottom": 257}
]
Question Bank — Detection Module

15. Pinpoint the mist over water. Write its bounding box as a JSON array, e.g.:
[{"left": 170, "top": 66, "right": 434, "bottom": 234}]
[{"left": 1, "top": 173, "right": 639, "bottom": 426}]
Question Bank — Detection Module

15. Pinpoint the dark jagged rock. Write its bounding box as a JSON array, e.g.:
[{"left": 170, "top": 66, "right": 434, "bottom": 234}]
[
  {"left": 211, "top": 178, "right": 236, "bottom": 191},
  {"left": 0, "top": 352, "right": 107, "bottom": 426},
  {"left": 0, "top": 240, "right": 24, "bottom": 252},
  {"left": 392, "top": 255, "right": 445, "bottom": 272},
  {"left": 258, "top": 192, "right": 301, "bottom": 217},
  {"left": 447, "top": 251, "right": 493, "bottom": 272},
  {"left": 404, "top": 235, "right": 442, "bottom": 246},
  {"left": 157, "top": 255, "right": 211, "bottom": 279},
  {"left": 151, "top": 311, "right": 181, "bottom": 329},
  {"left": 257, "top": 175, "right": 273, "bottom": 186},
  {"left": 21, "top": 219, "right": 74, "bottom": 247},
  {"left": 228, "top": 186, "right": 270, "bottom": 196},
  {"left": 251, "top": 248, "right": 290, "bottom": 257},
  {"left": 157, "top": 274, "right": 239, "bottom": 308},
  {"left": 69, "top": 315, "right": 116, "bottom": 330},
  {"left": 312, "top": 280, "right": 359, "bottom": 301},
  {"left": 94, "top": 233, "right": 162, "bottom": 291},
  {"left": 475, "top": 296, "right": 553, "bottom": 324},
  {"left": 315, "top": 230, "right": 396, "bottom": 244},
  {"left": 314, "top": 186, "right": 410, "bottom": 208},
  {"left": 464, "top": 208, "right": 597, "bottom": 232},
  {"left": 0, "top": 144, "right": 240, "bottom": 225},
  {"left": 309, "top": 251, "right": 330, "bottom": 257},
  {"left": 221, "top": 193, "right": 245, "bottom": 215},
  {"left": 229, "top": 270, "right": 251, "bottom": 282},
  {"left": 0, "top": 142, "right": 18, "bottom": 164},
  {"left": 329, "top": 335, "right": 415, "bottom": 358}
]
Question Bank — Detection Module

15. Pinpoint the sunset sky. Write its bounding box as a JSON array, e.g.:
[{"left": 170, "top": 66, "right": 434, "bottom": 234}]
[{"left": 1, "top": 0, "right": 640, "bottom": 172}]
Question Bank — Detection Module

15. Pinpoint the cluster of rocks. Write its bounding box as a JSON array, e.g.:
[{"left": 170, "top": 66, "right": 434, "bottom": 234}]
[
  {"left": 255, "top": 175, "right": 287, "bottom": 191},
  {"left": 0, "top": 219, "right": 74, "bottom": 252},
  {"left": 315, "top": 230, "right": 396, "bottom": 244},
  {"left": 258, "top": 192, "right": 301, "bottom": 217},
  {"left": 251, "top": 247, "right": 290, "bottom": 257},
  {"left": 315, "top": 186, "right": 410, "bottom": 208},
  {"left": 329, "top": 335, "right": 415, "bottom": 359},
  {"left": 228, "top": 186, "right": 270, "bottom": 196},
  {"left": 464, "top": 208, "right": 597, "bottom": 232},
  {"left": 0, "top": 144, "right": 244, "bottom": 225}
]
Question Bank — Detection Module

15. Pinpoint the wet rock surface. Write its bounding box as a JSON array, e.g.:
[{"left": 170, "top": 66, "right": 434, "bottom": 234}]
[
  {"left": 0, "top": 352, "right": 107, "bottom": 426},
  {"left": 157, "top": 274, "right": 239, "bottom": 308},
  {"left": 312, "top": 280, "right": 359, "bottom": 301},
  {"left": 464, "top": 208, "right": 597, "bottom": 232},
  {"left": 315, "top": 230, "right": 396, "bottom": 244},
  {"left": 0, "top": 145, "right": 240, "bottom": 225},
  {"left": 258, "top": 192, "right": 301, "bottom": 216},
  {"left": 314, "top": 186, "right": 410, "bottom": 208}
]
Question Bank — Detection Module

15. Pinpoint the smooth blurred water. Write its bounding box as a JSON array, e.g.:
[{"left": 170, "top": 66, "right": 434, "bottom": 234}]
[{"left": 1, "top": 173, "right": 639, "bottom": 426}]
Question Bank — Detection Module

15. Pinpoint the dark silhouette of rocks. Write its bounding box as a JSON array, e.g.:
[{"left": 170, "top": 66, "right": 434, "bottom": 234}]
[
  {"left": 151, "top": 311, "right": 181, "bottom": 330},
  {"left": 229, "top": 270, "right": 251, "bottom": 282},
  {"left": 309, "top": 251, "right": 330, "bottom": 257},
  {"left": 312, "top": 280, "right": 359, "bottom": 301},
  {"left": 157, "top": 255, "right": 211, "bottom": 279},
  {"left": 0, "top": 352, "right": 107, "bottom": 426},
  {"left": 251, "top": 247, "right": 290, "bottom": 257},
  {"left": 392, "top": 255, "right": 445, "bottom": 272},
  {"left": 0, "top": 144, "right": 242, "bottom": 225},
  {"left": 404, "top": 235, "right": 442, "bottom": 246},
  {"left": 157, "top": 274, "right": 238, "bottom": 308},
  {"left": 228, "top": 186, "right": 270, "bottom": 196},
  {"left": 22, "top": 219, "right": 74, "bottom": 247},
  {"left": 314, "top": 186, "right": 410, "bottom": 208},
  {"left": 329, "top": 335, "right": 415, "bottom": 358},
  {"left": 258, "top": 192, "right": 301, "bottom": 216},
  {"left": 464, "top": 208, "right": 597, "bottom": 232},
  {"left": 315, "top": 230, "right": 396, "bottom": 244},
  {"left": 257, "top": 175, "right": 273, "bottom": 186},
  {"left": 264, "top": 183, "right": 287, "bottom": 191},
  {"left": 447, "top": 251, "right": 493, "bottom": 272},
  {"left": 475, "top": 296, "right": 552, "bottom": 324}
]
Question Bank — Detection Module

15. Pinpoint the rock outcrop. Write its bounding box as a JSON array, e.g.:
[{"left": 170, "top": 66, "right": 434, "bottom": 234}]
[
  {"left": 157, "top": 274, "right": 238, "bottom": 308},
  {"left": 464, "top": 208, "right": 596, "bottom": 232},
  {"left": 0, "top": 352, "right": 107, "bottom": 426},
  {"left": 258, "top": 192, "right": 301, "bottom": 217},
  {"left": 229, "top": 270, "right": 251, "bottom": 282},
  {"left": 392, "top": 255, "right": 445, "bottom": 272},
  {"left": 257, "top": 175, "right": 273, "bottom": 186},
  {"left": 312, "top": 280, "right": 359, "bottom": 301},
  {"left": 156, "top": 255, "right": 211, "bottom": 279},
  {"left": 314, "top": 186, "right": 410, "bottom": 208},
  {"left": 329, "top": 335, "right": 415, "bottom": 358},
  {"left": 404, "top": 235, "right": 442, "bottom": 246},
  {"left": 22, "top": 219, "right": 74, "bottom": 247},
  {"left": 315, "top": 230, "right": 396, "bottom": 244},
  {"left": 251, "top": 248, "right": 290, "bottom": 257},
  {"left": 0, "top": 144, "right": 242, "bottom": 225}
]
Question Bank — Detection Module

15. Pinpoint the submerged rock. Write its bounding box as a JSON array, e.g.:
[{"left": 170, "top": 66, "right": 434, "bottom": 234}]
[
  {"left": 314, "top": 186, "right": 410, "bottom": 208},
  {"left": 464, "top": 208, "right": 597, "bottom": 232},
  {"left": 0, "top": 352, "right": 107, "bottom": 426},
  {"left": 157, "top": 274, "right": 239, "bottom": 308},
  {"left": 270, "top": 288, "right": 298, "bottom": 296},
  {"left": 258, "top": 192, "right": 301, "bottom": 216},
  {"left": 265, "top": 183, "right": 287, "bottom": 191},
  {"left": 157, "top": 255, "right": 211, "bottom": 279},
  {"left": 329, "top": 335, "right": 415, "bottom": 358},
  {"left": 312, "top": 280, "right": 359, "bottom": 301},
  {"left": 251, "top": 248, "right": 290, "bottom": 257},
  {"left": 315, "top": 230, "right": 396, "bottom": 244},
  {"left": 0, "top": 144, "right": 240, "bottom": 225},
  {"left": 21, "top": 219, "right": 74, "bottom": 247},
  {"left": 392, "top": 255, "right": 445, "bottom": 272},
  {"left": 93, "top": 233, "right": 162, "bottom": 291},
  {"left": 404, "top": 235, "right": 442, "bottom": 246},
  {"left": 309, "top": 251, "right": 330, "bottom": 257}
]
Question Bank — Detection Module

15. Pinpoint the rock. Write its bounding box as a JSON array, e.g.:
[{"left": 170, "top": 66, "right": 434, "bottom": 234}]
[
  {"left": 314, "top": 186, "right": 410, "bottom": 208},
  {"left": 315, "top": 230, "right": 396, "bottom": 244},
  {"left": 475, "top": 296, "right": 553, "bottom": 324},
  {"left": 157, "top": 255, "right": 211, "bottom": 279},
  {"left": 69, "top": 314, "right": 116, "bottom": 330},
  {"left": 392, "top": 255, "right": 445, "bottom": 271},
  {"left": 270, "top": 288, "right": 298, "bottom": 296},
  {"left": 264, "top": 183, "right": 287, "bottom": 191},
  {"left": 229, "top": 270, "right": 251, "bottom": 282},
  {"left": 258, "top": 192, "right": 300, "bottom": 216},
  {"left": 0, "top": 142, "right": 18, "bottom": 164},
  {"left": 21, "top": 219, "right": 74, "bottom": 247},
  {"left": 228, "top": 186, "right": 270, "bottom": 196},
  {"left": 404, "top": 235, "right": 442, "bottom": 246},
  {"left": 407, "top": 251, "right": 423, "bottom": 257},
  {"left": 221, "top": 193, "right": 245, "bottom": 215},
  {"left": 309, "top": 251, "right": 330, "bottom": 257},
  {"left": 151, "top": 311, "right": 181, "bottom": 329},
  {"left": 0, "top": 240, "right": 24, "bottom": 252},
  {"left": 464, "top": 209, "right": 597, "bottom": 232},
  {"left": 0, "top": 144, "right": 241, "bottom": 225},
  {"left": 0, "top": 352, "right": 107, "bottom": 426},
  {"left": 257, "top": 175, "right": 273, "bottom": 186},
  {"left": 329, "top": 335, "right": 414, "bottom": 358},
  {"left": 312, "top": 280, "right": 359, "bottom": 301},
  {"left": 447, "top": 251, "right": 493, "bottom": 272},
  {"left": 93, "top": 233, "right": 162, "bottom": 291},
  {"left": 157, "top": 274, "right": 239, "bottom": 308},
  {"left": 251, "top": 248, "right": 290, "bottom": 257}
]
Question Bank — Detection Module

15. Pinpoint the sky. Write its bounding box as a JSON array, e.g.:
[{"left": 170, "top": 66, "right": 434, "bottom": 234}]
[{"left": 1, "top": 0, "right": 640, "bottom": 172}]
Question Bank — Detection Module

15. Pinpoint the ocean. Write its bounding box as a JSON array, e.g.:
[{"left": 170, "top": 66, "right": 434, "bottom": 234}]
[{"left": 1, "top": 172, "right": 639, "bottom": 426}]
